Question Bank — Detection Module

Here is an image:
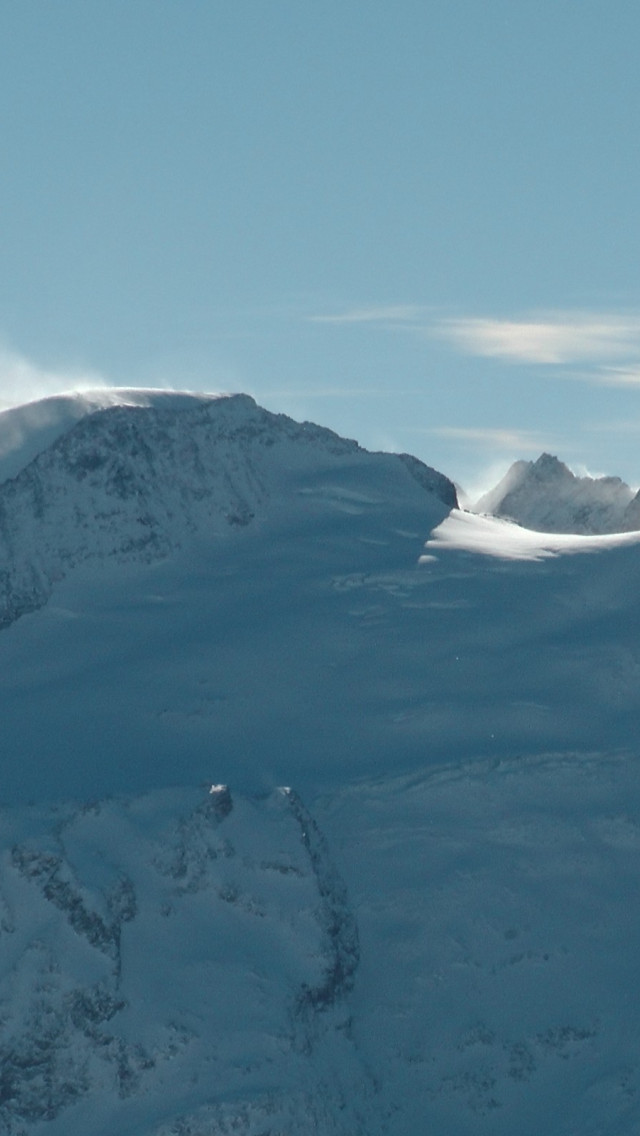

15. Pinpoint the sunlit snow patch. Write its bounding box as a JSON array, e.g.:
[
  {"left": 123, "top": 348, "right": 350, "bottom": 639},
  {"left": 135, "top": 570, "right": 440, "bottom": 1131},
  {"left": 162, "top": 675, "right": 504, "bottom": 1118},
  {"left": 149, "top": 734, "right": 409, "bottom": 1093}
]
[{"left": 423, "top": 508, "right": 640, "bottom": 561}]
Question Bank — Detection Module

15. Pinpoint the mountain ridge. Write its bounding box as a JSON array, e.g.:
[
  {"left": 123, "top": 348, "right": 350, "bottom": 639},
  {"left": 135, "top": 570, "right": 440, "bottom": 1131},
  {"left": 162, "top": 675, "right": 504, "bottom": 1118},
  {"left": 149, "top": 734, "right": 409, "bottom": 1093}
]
[
  {"left": 474, "top": 451, "right": 640, "bottom": 534},
  {"left": 0, "top": 390, "right": 456, "bottom": 629}
]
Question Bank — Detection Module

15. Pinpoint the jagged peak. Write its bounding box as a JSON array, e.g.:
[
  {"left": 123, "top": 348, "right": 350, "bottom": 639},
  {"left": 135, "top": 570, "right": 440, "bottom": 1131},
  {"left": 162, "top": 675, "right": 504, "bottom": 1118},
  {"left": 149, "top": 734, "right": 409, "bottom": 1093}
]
[
  {"left": 530, "top": 452, "right": 572, "bottom": 478},
  {"left": 473, "top": 452, "right": 635, "bottom": 535}
]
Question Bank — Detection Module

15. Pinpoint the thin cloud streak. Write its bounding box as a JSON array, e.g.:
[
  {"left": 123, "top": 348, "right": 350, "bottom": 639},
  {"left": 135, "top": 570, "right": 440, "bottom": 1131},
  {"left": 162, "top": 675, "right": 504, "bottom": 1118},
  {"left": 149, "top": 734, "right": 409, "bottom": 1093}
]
[
  {"left": 311, "top": 305, "right": 640, "bottom": 383},
  {"left": 421, "top": 426, "right": 549, "bottom": 452},
  {"left": 309, "top": 305, "right": 427, "bottom": 326},
  {"left": 261, "top": 386, "right": 393, "bottom": 400},
  {"left": 594, "top": 365, "right": 640, "bottom": 386},
  {"left": 435, "top": 312, "right": 640, "bottom": 365}
]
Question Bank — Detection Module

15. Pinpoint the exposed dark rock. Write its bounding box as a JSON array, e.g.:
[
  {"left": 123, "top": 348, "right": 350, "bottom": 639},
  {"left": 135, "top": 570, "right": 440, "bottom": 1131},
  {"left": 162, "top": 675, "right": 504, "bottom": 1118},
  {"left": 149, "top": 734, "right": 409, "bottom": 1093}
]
[{"left": 283, "top": 789, "right": 360, "bottom": 1015}]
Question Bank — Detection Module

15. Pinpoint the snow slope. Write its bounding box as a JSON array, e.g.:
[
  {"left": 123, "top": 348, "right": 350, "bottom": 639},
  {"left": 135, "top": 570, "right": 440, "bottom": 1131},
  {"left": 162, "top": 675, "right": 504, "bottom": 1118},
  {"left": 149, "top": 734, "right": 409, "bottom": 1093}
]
[
  {"left": 321, "top": 749, "right": 640, "bottom": 1136},
  {"left": 2, "top": 392, "right": 640, "bottom": 1133},
  {"left": 1, "top": 785, "right": 373, "bottom": 1136}
]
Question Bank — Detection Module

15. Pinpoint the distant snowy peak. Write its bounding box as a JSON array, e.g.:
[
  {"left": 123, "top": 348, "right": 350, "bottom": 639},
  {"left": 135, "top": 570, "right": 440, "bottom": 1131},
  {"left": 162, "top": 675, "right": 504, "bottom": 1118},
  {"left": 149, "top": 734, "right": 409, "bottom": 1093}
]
[
  {"left": 474, "top": 453, "right": 640, "bottom": 534},
  {"left": 0, "top": 390, "right": 456, "bottom": 627}
]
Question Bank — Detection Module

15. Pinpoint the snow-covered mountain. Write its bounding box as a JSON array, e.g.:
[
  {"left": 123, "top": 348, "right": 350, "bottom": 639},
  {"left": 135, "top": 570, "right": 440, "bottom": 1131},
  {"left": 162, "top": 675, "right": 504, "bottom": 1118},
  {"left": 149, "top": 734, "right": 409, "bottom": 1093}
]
[
  {"left": 4, "top": 390, "right": 640, "bottom": 1134},
  {"left": 474, "top": 452, "right": 639, "bottom": 533},
  {"left": 0, "top": 389, "right": 455, "bottom": 630}
]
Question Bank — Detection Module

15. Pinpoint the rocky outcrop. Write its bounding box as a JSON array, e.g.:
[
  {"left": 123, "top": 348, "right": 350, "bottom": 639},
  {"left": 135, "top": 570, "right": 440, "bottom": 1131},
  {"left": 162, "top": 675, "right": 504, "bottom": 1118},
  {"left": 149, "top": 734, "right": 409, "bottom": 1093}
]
[
  {"left": 283, "top": 788, "right": 360, "bottom": 1016},
  {"left": 474, "top": 453, "right": 636, "bottom": 533},
  {"left": 0, "top": 784, "right": 370, "bottom": 1135}
]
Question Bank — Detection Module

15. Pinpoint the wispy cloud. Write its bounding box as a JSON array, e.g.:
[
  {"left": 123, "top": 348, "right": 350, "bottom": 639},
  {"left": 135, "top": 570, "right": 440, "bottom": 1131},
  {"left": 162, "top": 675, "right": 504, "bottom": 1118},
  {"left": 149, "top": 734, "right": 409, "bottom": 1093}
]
[
  {"left": 0, "top": 343, "right": 106, "bottom": 409},
  {"left": 312, "top": 304, "right": 640, "bottom": 374},
  {"left": 435, "top": 312, "right": 640, "bottom": 366},
  {"left": 311, "top": 302, "right": 640, "bottom": 391},
  {"left": 261, "top": 385, "right": 391, "bottom": 399},
  {"left": 310, "top": 305, "right": 427, "bottom": 326},
  {"left": 426, "top": 425, "right": 548, "bottom": 452},
  {"left": 592, "top": 365, "right": 640, "bottom": 387}
]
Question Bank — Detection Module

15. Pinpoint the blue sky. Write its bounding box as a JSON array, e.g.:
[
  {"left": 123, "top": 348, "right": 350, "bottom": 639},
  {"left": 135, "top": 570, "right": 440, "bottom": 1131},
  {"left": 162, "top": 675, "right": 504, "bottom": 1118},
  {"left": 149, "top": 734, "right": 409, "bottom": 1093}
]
[{"left": 2, "top": 0, "right": 640, "bottom": 493}]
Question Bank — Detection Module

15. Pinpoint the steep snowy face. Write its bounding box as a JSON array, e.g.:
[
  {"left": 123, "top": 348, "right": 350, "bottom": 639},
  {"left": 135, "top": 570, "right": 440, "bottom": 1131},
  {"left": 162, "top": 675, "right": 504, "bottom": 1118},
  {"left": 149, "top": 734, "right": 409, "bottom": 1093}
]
[
  {"left": 0, "top": 391, "right": 456, "bottom": 628},
  {"left": 619, "top": 485, "right": 640, "bottom": 531},
  {"left": 474, "top": 453, "right": 636, "bottom": 534}
]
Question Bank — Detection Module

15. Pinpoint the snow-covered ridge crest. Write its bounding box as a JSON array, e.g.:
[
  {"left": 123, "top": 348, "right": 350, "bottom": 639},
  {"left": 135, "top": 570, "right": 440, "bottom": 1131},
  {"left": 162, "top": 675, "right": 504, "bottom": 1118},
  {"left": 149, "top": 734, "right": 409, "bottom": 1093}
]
[
  {"left": 0, "top": 388, "right": 242, "bottom": 484},
  {"left": 0, "top": 390, "right": 456, "bottom": 628}
]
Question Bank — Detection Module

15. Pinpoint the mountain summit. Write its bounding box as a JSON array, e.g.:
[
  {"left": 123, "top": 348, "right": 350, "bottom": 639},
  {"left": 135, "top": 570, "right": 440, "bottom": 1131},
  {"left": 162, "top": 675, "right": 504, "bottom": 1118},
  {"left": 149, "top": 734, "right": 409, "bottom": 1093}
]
[
  {"left": 474, "top": 452, "right": 639, "bottom": 533},
  {"left": 0, "top": 390, "right": 456, "bottom": 629}
]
